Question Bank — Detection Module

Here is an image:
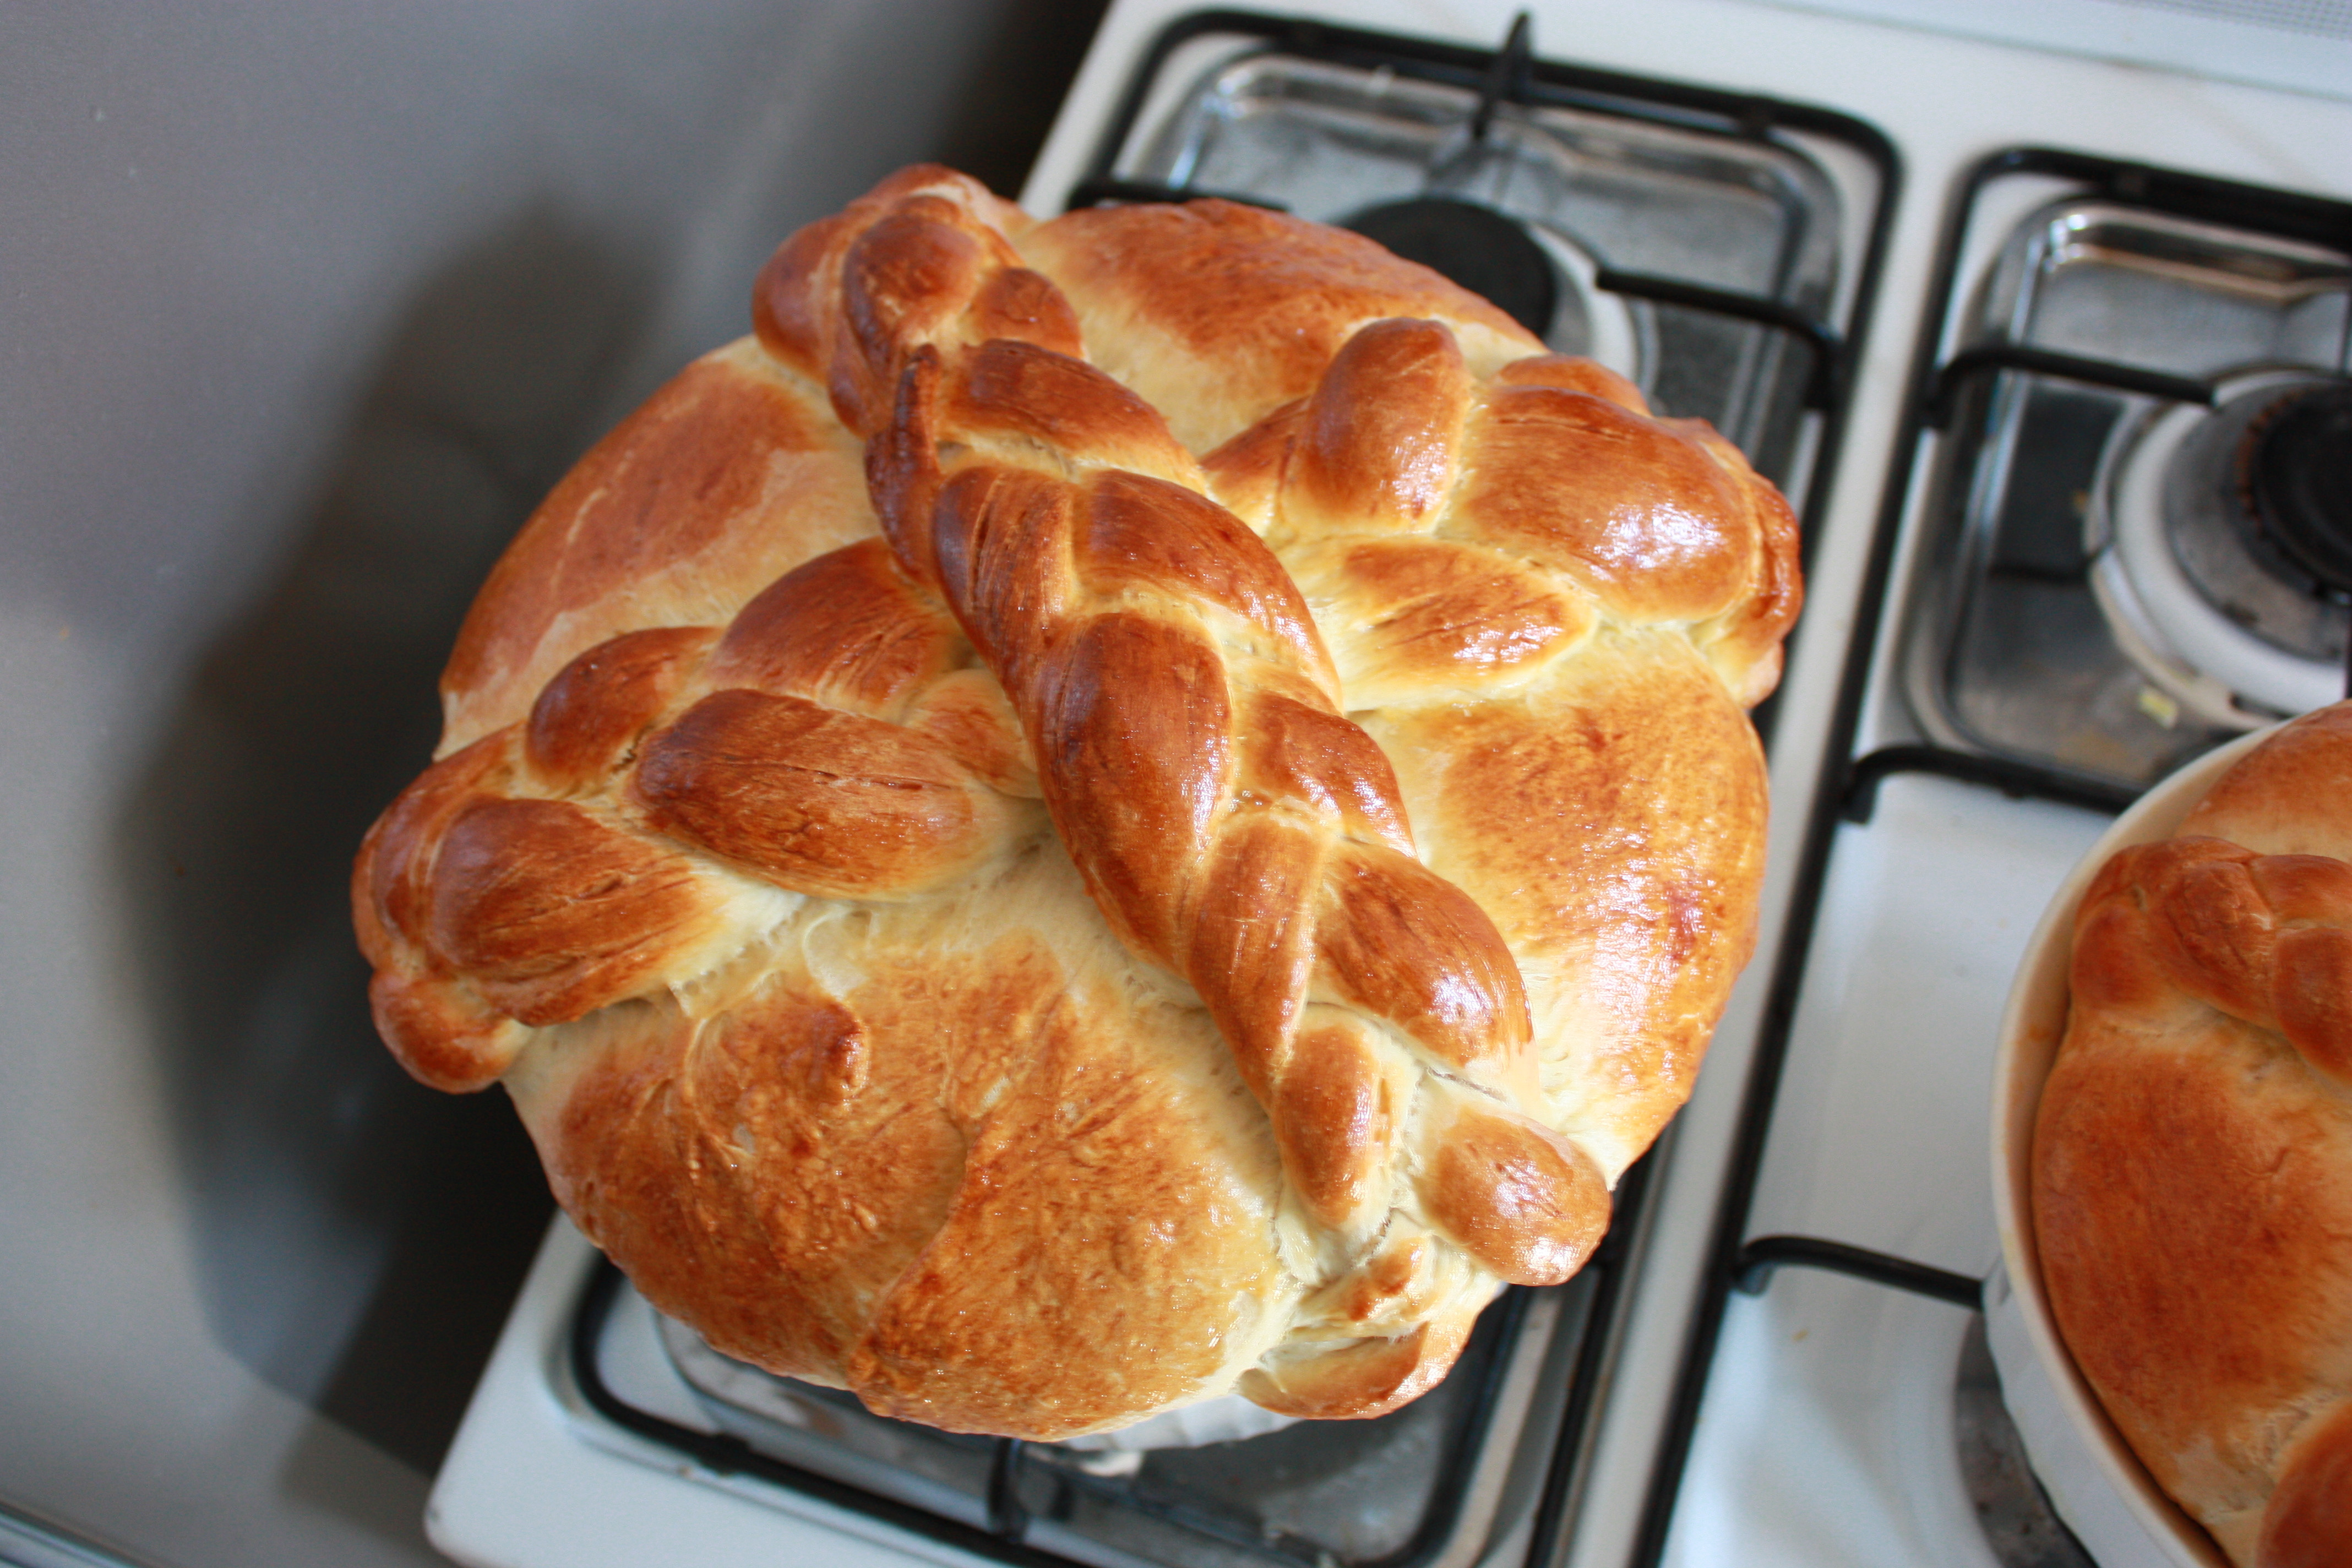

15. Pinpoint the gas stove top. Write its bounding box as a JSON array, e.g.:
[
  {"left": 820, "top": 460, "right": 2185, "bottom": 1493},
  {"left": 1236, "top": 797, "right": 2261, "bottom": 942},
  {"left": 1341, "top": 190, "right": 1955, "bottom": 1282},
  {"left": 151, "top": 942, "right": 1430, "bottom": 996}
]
[
  {"left": 422, "top": 6, "right": 2352, "bottom": 1567},
  {"left": 1902, "top": 156, "right": 2352, "bottom": 793}
]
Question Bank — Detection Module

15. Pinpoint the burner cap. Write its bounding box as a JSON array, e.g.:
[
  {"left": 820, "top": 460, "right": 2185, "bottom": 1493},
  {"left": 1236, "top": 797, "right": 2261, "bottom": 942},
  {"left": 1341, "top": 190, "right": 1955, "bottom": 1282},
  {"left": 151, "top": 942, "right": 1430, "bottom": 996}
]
[
  {"left": 2241, "top": 384, "right": 2352, "bottom": 601},
  {"left": 2099, "top": 375, "right": 2349, "bottom": 726},
  {"left": 1341, "top": 198, "right": 1558, "bottom": 337}
]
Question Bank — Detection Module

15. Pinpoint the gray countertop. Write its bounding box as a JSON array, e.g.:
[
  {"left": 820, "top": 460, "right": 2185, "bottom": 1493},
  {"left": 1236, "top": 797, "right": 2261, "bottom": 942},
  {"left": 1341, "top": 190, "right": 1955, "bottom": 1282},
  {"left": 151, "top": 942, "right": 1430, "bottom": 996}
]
[{"left": 0, "top": 3, "right": 1098, "bottom": 1562}]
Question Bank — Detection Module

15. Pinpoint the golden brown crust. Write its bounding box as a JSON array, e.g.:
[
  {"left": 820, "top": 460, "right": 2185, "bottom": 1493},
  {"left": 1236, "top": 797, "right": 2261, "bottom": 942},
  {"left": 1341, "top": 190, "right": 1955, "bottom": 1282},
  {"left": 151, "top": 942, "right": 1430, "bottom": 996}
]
[
  {"left": 840, "top": 956, "right": 1283, "bottom": 1435},
  {"left": 631, "top": 689, "right": 1019, "bottom": 900},
  {"left": 753, "top": 168, "right": 1066, "bottom": 440},
  {"left": 704, "top": 537, "right": 958, "bottom": 717},
  {"left": 2035, "top": 706, "right": 2352, "bottom": 1566},
  {"left": 865, "top": 333, "right": 1556, "bottom": 1267},
  {"left": 514, "top": 897, "right": 1289, "bottom": 1438},
  {"left": 1015, "top": 199, "right": 1542, "bottom": 451},
  {"left": 353, "top": 167, "right": 1795, "bottom": 1437},
  {"left": 525, "top": 626, "right": 721, "bottom": 792},
  {"left": 426, "top": 797, "right": 720, "bottom": 1023},
  {"left": 439, "top": 341, "right": 875, "bottom": 752},
  {"left": 353, "top": 731, "right": 535, "bottom": 1092},
  {"left": 1418, "top": 1093, "right": 1613, "bottom": 1285},
  {"left": 1289, "top": 319, "right": 1473, "bottom": 533},
  {"left": 2182, "top": 703, "right": 2352, "bottom": 859},
  {"left": 1286, "top": 536, "right": 1592, "bottom": 700},
  {"left": 1238, "top": 1311, "right": 1476, "bottom": 1421},
  {"left": 1366, "top": 632, "right": 1771, "bottom": 1171}
]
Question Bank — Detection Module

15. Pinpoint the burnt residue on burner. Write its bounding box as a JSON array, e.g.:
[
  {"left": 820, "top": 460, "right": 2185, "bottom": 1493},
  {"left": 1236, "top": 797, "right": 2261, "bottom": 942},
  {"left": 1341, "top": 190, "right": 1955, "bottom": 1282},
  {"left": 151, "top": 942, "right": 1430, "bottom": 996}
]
[
  {"left": 2155, "top": 375, "right": 2352, "bottom": 672},
  {"left": 1954, "top": 1318, "right": 2097, "bottom": 1568},
  {"left": 2237, "top": 382, "right": 2352, "bottom": 602}
]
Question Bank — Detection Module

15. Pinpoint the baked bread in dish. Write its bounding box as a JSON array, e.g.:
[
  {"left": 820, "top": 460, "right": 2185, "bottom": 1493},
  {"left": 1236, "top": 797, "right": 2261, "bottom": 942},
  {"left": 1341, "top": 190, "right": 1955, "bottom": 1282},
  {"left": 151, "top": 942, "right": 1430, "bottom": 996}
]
[
  {"left": 2035, "top": 703, "right": 2352, "bottom": 1567},
  {"left": 353, "top": 166, "right": 1799, "bottom": 1439}
]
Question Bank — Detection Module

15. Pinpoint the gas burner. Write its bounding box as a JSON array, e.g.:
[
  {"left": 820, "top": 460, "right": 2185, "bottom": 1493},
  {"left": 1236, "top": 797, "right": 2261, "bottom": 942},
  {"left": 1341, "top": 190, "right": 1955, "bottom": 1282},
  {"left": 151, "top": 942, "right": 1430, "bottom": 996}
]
[
  {"left": 1340, "top": 197, "right": 1643, "bottom": 372},
  {"left": 1344, "top": 197, "right": 1559, "bottom": 335},
  {"left": 2091, "top": 369, "right": 2352, "bottom": 729},
  {"left": 2240, "top": 382, "right": 2352, "bottom": 599}
]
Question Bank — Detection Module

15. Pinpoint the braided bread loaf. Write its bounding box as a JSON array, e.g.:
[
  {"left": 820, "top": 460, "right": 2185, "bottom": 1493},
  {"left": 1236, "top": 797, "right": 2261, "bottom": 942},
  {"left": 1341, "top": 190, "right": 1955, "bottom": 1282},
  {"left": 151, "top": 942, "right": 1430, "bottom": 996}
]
[
  {"left": 354, "top": 167, "right": 1797, "bottom": 1438},
  {"left": 2037, "top": 704, "right": 2352, "bottom": 1568}
]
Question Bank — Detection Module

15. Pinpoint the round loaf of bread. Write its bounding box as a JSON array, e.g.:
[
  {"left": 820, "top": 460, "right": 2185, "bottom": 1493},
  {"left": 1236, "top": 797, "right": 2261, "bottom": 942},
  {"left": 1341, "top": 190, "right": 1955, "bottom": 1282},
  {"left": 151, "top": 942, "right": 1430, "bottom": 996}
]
[
  {"left": 352, "top": 166, "right": 1798, "bottom": 1439},
  {"left": 2035, "top": 703, "right": 2352, "bottom": 1566}
]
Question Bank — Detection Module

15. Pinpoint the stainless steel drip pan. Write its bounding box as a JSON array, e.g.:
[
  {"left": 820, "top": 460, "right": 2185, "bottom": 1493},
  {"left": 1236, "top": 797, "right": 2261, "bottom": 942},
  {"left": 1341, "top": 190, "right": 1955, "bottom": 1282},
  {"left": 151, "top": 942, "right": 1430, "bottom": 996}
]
[{"left": 1903, "top": 190, "right": 2352, "bottom": 790}]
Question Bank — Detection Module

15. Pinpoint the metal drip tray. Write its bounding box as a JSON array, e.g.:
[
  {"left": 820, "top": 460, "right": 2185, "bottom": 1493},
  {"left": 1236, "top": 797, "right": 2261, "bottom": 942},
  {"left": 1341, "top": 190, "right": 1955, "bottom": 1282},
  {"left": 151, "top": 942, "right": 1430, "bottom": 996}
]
[{"left": 1903, "top": 188, "right": 2352, "bottom": 790}]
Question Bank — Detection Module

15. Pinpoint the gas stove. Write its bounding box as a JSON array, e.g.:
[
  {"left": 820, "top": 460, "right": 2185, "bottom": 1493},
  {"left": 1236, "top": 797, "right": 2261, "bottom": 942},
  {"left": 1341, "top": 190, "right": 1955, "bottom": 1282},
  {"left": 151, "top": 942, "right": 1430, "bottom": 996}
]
[{"left": 423, "top": 5, "right": 2352, "bottom": 1567}]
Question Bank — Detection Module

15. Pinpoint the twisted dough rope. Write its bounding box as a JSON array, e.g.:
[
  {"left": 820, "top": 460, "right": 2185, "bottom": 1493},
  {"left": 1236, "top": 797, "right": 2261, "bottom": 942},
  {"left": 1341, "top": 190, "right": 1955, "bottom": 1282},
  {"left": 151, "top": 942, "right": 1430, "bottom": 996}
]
[
  {"left": 1011, "top": 195, "right": 1794, "bottom": 1190},
  {"left": 756, "top": 171, "right": 1616, "bottom": 1321},
  {"left": 2069, "top": 835, "right": 2352, "bottom": 1085},
  {"left": 355, "top": 529, "right": 1042, "bottom": 1091}
]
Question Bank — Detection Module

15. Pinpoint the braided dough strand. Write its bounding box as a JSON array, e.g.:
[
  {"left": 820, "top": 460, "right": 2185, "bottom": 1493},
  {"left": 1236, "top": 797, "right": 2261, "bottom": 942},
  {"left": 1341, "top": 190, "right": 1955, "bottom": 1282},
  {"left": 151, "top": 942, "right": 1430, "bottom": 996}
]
[
  {"left": 760, "top": 180, "right": 1607, "bottom": 1290},
  {"left": 355, "top": 533, "right": 1045, "bottom": 1092}
]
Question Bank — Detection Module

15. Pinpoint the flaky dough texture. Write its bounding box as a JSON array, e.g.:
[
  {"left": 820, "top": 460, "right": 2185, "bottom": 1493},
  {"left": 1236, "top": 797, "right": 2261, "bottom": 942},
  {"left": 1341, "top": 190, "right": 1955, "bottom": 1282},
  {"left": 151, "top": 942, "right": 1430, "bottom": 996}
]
[
  {"left": 354, "top": 167, "right": 1797, "bottom": 1439},
  {"left": 2036, "top": 703, "right": 2352, "bottom": 1567}
]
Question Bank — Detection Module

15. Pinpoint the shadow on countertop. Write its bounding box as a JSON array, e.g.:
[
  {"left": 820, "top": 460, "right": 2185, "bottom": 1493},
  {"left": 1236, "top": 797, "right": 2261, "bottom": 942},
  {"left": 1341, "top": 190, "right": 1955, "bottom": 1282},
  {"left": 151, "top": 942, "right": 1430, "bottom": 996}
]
[
  {"left": 114, "top": 200, "right": 637, "bottom": 1480},
  {"left": 107, "top": 0, "right": 1106, "bottom": 1543}
]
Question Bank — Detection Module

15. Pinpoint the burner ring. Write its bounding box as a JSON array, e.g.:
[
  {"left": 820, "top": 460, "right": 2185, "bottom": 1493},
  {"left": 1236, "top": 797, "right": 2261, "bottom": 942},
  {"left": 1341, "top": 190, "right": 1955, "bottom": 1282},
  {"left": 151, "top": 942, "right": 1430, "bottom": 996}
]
[{"left": 2089, "top": 371, "right": 2348, "bottom": 727}]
